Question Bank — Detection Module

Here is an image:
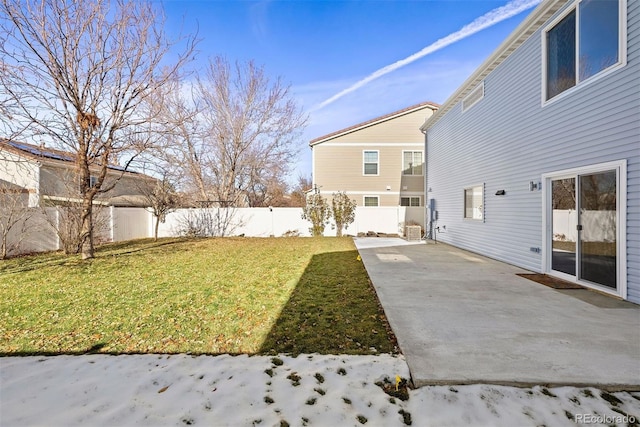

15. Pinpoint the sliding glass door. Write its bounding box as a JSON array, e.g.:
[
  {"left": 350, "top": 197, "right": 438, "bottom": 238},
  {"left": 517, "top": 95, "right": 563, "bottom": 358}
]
[{"left": 548, "top": 164, "right": 621, "bottom": 294}]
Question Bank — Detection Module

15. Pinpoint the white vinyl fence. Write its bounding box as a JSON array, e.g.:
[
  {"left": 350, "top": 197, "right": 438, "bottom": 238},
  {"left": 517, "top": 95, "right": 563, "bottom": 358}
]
[
  {"left": 156, "top": 206, "right": 424, "bottom": 238},
  {"left": 552, "top": 209, "right": 616, "bottom": 242},
  {"left": 2, "top": 206, "right": 425, "bottom": 257},
  {"left": 111, "top": 207, "right": 151, "bottom": 242}
]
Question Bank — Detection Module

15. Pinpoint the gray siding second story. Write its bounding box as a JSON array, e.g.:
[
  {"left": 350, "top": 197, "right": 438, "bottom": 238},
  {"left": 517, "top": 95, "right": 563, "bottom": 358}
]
[{"left": 424, "top": 0, "right": 639, "bottom": 302}]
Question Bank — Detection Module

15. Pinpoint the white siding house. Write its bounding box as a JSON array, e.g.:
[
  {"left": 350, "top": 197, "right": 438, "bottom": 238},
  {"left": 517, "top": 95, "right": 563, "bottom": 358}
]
[{"left": 421, "top": 0, "right": 639, "bottom": 303}]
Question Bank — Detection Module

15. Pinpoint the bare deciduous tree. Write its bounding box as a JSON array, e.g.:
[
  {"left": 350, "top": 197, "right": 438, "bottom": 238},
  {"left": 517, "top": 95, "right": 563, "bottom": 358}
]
[
  {"left": 245, "top": 174, "right": 293, "bottom": 207},
  {"left": 43, "top": 202, "right": 111, "bottom": 255},
  {"left": 198, "top": 57, "right": 306, "bottom": 206},
  {"left": 161, "top": 57, "right": 307, "bottom": 207},
  {"left": 0, "top": 0, "right": 195, "bottom": 259},
  {"left": 289, "top": 175, "right": 312, "bottom": 208},
  {"left": 140, "top": 175, "right": 179, "bottom": 241},
  {"left": 142, "top": 78, "right": 206, "bottom": 203}
]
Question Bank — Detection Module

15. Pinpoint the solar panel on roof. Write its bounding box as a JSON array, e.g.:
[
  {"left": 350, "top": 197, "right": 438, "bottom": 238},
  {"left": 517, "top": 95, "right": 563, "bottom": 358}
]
[
  {"left": 6, "top": 141, "right": 133, "bottom": 173},
  {"left": 8, "top": 141, "right": 73, "bottom": 162}
]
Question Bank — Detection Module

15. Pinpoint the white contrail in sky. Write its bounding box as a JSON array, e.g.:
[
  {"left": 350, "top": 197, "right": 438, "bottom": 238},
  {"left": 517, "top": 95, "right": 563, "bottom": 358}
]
[{"left": 312, "top": 0, "right": 541, "bottom": 111}]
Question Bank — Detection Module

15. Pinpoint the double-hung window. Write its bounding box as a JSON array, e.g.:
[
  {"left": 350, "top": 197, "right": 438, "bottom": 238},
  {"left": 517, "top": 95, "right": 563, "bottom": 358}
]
[
  {"left": 403, "top": 151, "right": 423, "bottom": 176},
  {"left": 363, "top": 150, "right": 379, "bottom": 175},
  {"left": 544, "top": 0, "right": 625, "bottom": 101}
]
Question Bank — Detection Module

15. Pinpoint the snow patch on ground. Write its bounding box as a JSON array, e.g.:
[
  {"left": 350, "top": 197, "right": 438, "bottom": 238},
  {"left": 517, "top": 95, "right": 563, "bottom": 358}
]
[{"left": 1, "top": 354, "right": 638, "bottom": 426}]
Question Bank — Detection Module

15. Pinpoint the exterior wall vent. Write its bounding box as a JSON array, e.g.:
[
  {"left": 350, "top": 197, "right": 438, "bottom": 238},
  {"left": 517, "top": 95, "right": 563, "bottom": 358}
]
[{"left": 462, "top": 81, "right": 484, "bottom": 112}]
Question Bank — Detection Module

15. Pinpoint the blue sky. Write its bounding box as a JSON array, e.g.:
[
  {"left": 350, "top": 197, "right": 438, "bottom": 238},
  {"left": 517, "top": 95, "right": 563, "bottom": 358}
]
[{"left": 161, "top": 0, "right": 540, "bottom": 181}]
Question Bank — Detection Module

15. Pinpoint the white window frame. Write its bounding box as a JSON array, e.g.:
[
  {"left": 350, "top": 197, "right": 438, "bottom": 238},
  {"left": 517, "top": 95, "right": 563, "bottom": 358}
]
[
  {"left": 402, "top": 150, "right": 424, "bottom": 176},
  {"left": 363, "top": 150, "right": 379, "bottom": 176},
  {"left": 462, "top": 81, "right": 484, "bottom": 112},
  {"left": 541, "top": 0, "right": 627, "bottom": 105},
  {"left": 541, "top": 159, "right": 627, "bottom": 299},
  {"left": 463, "top": 184, "right": 484, "bottom": 221},
  {"left": 363, "top": 195, "right": 379, "bottom": 207},
  {"left": 400, "top": 196, "right": 421, "bottom": 207}
]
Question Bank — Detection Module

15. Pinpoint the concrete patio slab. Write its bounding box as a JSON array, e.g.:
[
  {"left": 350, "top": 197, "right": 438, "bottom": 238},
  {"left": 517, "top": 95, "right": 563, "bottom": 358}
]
[{"left": 353, "top": 238, "right": 640, "bottom": 390}]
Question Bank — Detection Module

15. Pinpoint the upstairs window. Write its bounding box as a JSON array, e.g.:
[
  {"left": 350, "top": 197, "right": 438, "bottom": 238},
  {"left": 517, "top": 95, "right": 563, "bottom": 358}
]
[
  {"left": 544, "top": 0, "right": 624, "bottom": 101},
  {"left": 363, "top": 150, "right": 379, "bottom": 175},
  {"left": 403, "top": 151, "right": 423, "bottom": 176}
]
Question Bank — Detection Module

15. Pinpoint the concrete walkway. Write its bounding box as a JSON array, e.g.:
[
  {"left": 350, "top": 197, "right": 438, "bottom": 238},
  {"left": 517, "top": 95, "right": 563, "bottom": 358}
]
[{"left": 354, "top": 237, "right": 640, "bottom": 390}]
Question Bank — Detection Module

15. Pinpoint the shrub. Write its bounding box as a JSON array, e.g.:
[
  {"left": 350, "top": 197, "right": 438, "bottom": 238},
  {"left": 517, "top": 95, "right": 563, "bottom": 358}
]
[
  {"left": 331, "top": 191, "right": 356, "bottom": 237},
  {"left": 301, "top": 193, "right": 330, "bottom": 237}
]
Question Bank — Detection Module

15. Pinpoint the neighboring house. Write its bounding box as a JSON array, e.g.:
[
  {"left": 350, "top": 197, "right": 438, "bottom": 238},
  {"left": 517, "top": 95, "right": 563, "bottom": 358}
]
[
  {"left": 310, "top": 102, "right": 438, "bottom": 207},
  {"left": 0, "top": 140, "right": 157, "bottom": 208},
  {"left": 420, "top": 0, "right": 639, "bottom": 303}
]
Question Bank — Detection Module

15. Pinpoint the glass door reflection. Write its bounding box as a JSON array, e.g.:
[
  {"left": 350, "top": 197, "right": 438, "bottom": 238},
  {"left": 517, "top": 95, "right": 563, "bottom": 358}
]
[{"left": 551, "top": 177, "right": 576, "bottom": 276}]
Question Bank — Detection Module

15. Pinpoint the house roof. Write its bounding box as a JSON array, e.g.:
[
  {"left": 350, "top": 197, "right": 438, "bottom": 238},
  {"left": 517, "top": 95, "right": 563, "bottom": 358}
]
[
  {"left": 0, "top": 139, "right": 143, "bottom": 176},
  {"left": 310, "top": 101, "right": 439, "bottom": 146},
  {"left": 0, "top": 139, "right": 75, "bottom": 163},
  {"left": 420, "top": 0, "right": 566, "bottom": 132}
]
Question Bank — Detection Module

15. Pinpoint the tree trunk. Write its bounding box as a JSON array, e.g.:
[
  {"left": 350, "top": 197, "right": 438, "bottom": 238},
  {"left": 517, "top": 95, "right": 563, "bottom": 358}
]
[
  {"left": 80, "top": 198, "right": 94, "bottom": 259},
  {"left": 154, "top": 215, "right": 160, "bottom": 241},
  {"left": 1, "top": 238, "right": 7, "bottom": 260}
]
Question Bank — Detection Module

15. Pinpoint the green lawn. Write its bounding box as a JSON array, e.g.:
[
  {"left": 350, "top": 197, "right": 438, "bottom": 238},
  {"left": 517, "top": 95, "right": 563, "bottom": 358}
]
[{"left": 0, "top": 237, "right": 397, "bottom": 356}]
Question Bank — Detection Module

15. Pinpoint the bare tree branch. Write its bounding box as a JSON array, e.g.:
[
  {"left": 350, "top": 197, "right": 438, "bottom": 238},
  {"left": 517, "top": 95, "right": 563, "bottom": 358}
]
[
  {"left": 157, "top": 57, "right": 307, "bottom": 207},
  {"left": 0, "top": 0, "right": 196, "bottom": 258}
]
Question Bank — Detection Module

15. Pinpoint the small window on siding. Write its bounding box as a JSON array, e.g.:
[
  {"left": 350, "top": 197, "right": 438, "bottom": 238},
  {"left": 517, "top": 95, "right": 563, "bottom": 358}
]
[
  {"left": 363, "top": 196, "right": 379, "bottom": 207},
  {"left": 464, "top": 185, "right": 483, "bottom": 220},
  {"left": 400, "top": 197, "right": 421, "bottom": 207},
  {"left": 462, "top": 82, "right": 484, "bottom": 112},
  {"left": 363, "top": 150, "right": 379, "bottom": 175}
]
